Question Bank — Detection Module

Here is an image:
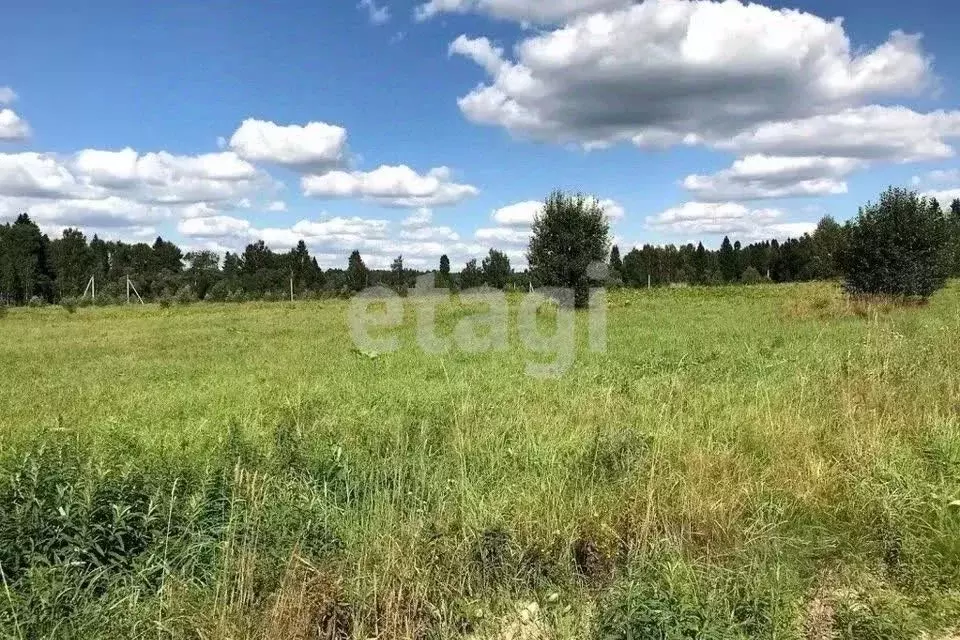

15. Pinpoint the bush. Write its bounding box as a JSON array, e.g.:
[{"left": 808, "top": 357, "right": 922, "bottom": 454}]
[
  {"left": 174, "top": 285, "right": 198, "bottom": 305},
  {"left": 0, "top": 305, "right": 7, "bottom": 320},
  {"left": 158, "top": 297, "right": 172, "bottom": 309},
  {"left": 61, "top": 298, "right": 78, "bottom": 314},
  {"left": 204, "top": 280, "right": 231, "bottom": 302},
  {"left": 740, "top": 266, "right": 764, "bottom": 285},
  {"left": 225, "top": 289, "right": 246, "bottom": 303},
  {"left": 843, "top": 187, "right": 951, "bottom": 299},
  {"left": 28, "top": 296, "right": 44, "bottom": 308}
]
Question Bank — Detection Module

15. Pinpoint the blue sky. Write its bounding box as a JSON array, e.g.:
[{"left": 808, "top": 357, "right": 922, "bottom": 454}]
[{"left": 2, "top": 0, "right": 960, "bottom": 269}]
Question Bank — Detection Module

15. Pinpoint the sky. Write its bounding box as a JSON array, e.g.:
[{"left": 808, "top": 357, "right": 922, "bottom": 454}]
[{"left": 3, "top": 0, "right": 960, "bottom": 270}]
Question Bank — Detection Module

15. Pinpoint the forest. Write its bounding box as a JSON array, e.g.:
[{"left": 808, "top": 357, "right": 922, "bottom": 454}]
[{"left": 3, "top": 195, "right": 958, "bottom": 306}]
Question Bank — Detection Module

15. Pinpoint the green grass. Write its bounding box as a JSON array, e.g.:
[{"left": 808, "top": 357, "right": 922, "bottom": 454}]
[{"left": 1, "top": 282, "right": 959, "bottom": 639}]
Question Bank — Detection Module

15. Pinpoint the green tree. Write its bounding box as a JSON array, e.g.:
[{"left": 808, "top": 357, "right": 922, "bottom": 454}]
[
  {"left": 527, "top": 191, "right": 610, "bottom": 307},
  {"left": 346, "top": 250, "right": 369, "bottom": 292},
  {"left": 460, "top": 259, "right": 483, "bottom": 289},
  {"left": 809, "top": 216, "right": 846, "bottom": 279},
  {"left": 49, "top": 228, "right": 93, "bottom": 299},
  {"left": 481, "top": 248, "right": 512, "bottom": 289},
  {"left": 950, "top": 199, "right": 960, "bottom": 276},
  {"left": 390, "top": 255, "right": 406, "bottom": 293},
  {"left": 152, "top": 237, "right": 183, "bottom": 274},
  {"left": 184, "top": 250, "right": 221, "bottom": 300},
  {"left": 718, "top": 236, "right": 737, "bottom": 282},
  {"left": 843, "top": 187, "right": 951, "bottom": 298},
  {"left": 0, "top": 214, "right": 50, "bottom": 303},
  {"left": 609, "top": 245, "right": 623, "bottom": 274},
  {"left": 438, "top": 254, "right": 451, "bottom": 288},
  {"left": 692, "top": 242, "right": 707, "bottom": 284}
]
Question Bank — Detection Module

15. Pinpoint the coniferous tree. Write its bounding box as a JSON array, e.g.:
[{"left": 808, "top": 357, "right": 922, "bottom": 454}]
[
  {"left": 438, "top": 254, "right": 451, "bottom": 288},
  {"left": 950, "top": 199, "right": 960, "bottom": 276},
  {"left": 692, "top": 242, "right": 707, "bottom": 284},
  {"left": 390, "top": 255, "right": 405, "bottom": 292},
  {"left": 718, "top": 236, "right": 737, "bottom": 282},
  {"left": 346, "top": 250, "right": 369, "bottom": 292},
  {"left": 609, "top": 245, "right": 623, "bottom": 274}
]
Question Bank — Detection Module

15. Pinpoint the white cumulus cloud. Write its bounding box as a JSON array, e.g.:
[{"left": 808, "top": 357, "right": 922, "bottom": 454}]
[
  {"left": 229, "top": 118, "right": 348, "bottom": 169},
  {"left": 450, "top": 1, "right": 933, "bottom": 153},
  {"left": 682, "top": 155, "right": 862, "bottom": 200},
  {"left": 301, "top": 165, "right": 478, "bottom": 207},
  {"left": 646, "top": 201, "right": 816, "bottom": 240}
]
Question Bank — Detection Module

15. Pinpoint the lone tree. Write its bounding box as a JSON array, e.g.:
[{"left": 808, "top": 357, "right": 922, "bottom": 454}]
[
  {"left": 843, "top": 187, "right": 951, "bottom": 298},
  {"left": 527, "top": 191, "right": 610, "bottom": 307}
]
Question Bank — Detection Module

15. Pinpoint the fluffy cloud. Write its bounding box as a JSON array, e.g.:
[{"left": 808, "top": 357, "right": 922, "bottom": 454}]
[
  {"left": 301, "top": 165, "right": 478, "bottom": 207},
  {"left": 229, "top": 118, "right": 348, "bottom": 169},
  {"left": 0, "top": 194, "right": 168, "bottom": 239},
  {"left": 177, "top": 214, "right": 252, "bottom": 238},
  {"left": 646, "top": 201, "right": 816, "bottom": 239},
  {"left": 0, "top": 109, "right": 30, "bottom": 141},
  {"left": 490, "top": 196, "right": 623, "bottom": 226},
  {"left": 0, "top": 88, "right": 29, "bottom": 142},
  {"left": 401, "top": 207, "right": 433, "bottom": 228},
  {"left": 0, "top": 147, "right": 268, "bottom": 239},
  {"left": 923, "top": 189, "right": 960, "bottom": 205},
  {"left": 450, "top": 1, "right": 932, "bottom": 151},
  {"left": 358, "top": 0, "right": 390, "bottom": 24},
  {"left": 491, "top": 200, "right": 542, "bottom": 226},
  {"left": 71, "top": 149, "right": 262, "bottom": 204},
  {"left": 0, "top": 153, "right": 95, "bottom": 199},
  {"left": 417, "top": 0, "right": 631, "bottom": 23},
  {"left": 718, "top": 107, "right": 960, "bottom": 161},
  {"left": 474, "top": 226, "right": 531, "bottom": 245},
  {"left": 682, "top": 155, "right": 862, "bottom": 200},
  {"left": 267, "top": 200, "right": 287, "bottom": 212}
]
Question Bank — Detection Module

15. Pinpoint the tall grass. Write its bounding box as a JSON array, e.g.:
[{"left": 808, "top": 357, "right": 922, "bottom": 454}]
[{"left": 0, "top": 282, "right": 958, "bottom": 638}]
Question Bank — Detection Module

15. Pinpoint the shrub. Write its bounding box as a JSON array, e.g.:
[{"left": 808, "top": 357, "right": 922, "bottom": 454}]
[
  {"left": 843, "top": 187, "right": 951, "bottom": 298},
  {"left": 225, "top": 289, "right": 246, "bottom": 303},
  {"left": 0, "top": 305, "right": 7, "bottom": 319},
  {"left": 204, "top": 280, "right": 230, "bottom": 302},
  {"left": 28, "top": 296, "right": 44, "bottom": 308},
  {"left": 158, "top": 297, "right": 172, "bottom": 309},
  {"left": 174, "top": 285, "right": 198, "bottom": 305},
  {"left": 740, "top": 266, "right": 764, "bottom": 285},
  {"left": 61, "top": 298, "right": 78, "bottom": 314}
]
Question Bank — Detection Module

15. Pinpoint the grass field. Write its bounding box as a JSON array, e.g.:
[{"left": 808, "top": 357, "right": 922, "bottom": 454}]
[{"left": 1, "top": 282, "right": 959, "bottom": 639}]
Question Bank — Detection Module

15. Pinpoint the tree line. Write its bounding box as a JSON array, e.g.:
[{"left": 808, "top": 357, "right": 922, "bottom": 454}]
[{"left": 1, "top": 189, "right": 958, "bottom": 306}]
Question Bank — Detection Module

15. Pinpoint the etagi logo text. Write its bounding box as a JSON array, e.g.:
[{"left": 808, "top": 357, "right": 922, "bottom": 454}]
[{"left": 347, "top": 271, "right": 608, "bottom": 379}]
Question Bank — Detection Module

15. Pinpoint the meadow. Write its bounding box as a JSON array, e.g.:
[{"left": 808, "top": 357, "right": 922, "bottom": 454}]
[{"left": 0, "top": 282, "right": 958, "bottom": 639}]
